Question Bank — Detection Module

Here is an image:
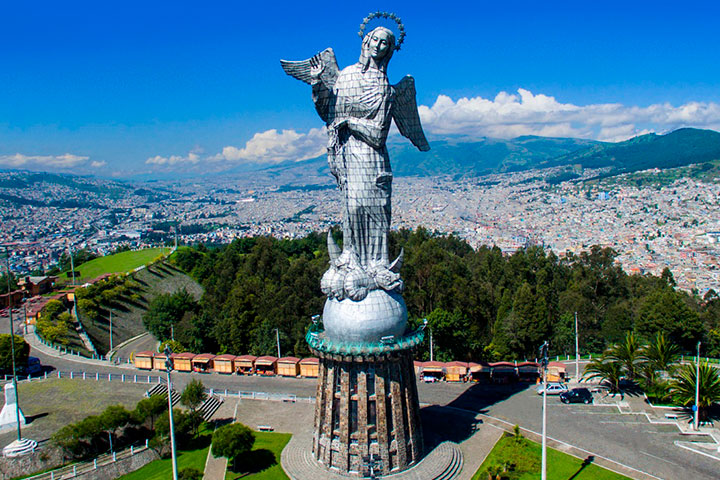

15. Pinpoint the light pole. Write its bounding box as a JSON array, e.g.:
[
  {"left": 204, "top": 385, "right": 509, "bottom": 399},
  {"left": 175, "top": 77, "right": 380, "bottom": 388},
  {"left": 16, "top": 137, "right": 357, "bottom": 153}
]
[
  {"left": 2, "top": 247, "right": 22, "bottom": 442},
  {"left": 539, "top": 341, "right": 549, "bottom": 480},
  {"left": 68, "top": 244, "right": 76, "bottom": 286},
  {"left": 575, "top": 311, "right": 580, "bottom": 383},
  {"left": 429, "top": 327, "right": 434, "bottom": 362},
  {"left": 163, "top": 346, "right": 179, "bottom": 480},
  {"left": 694, "top": 341, "right": 701, "bottom": 431},
  {"left": 274, "top": 328, "right": 281, "bottom": 358},
  {"left": 109, "top": 310, "right": 113, "bottom": 352}
]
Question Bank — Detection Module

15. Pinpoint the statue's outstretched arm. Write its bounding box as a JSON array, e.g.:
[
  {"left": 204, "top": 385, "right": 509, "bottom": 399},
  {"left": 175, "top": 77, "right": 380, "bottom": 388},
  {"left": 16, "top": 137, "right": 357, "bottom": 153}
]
[{"left": 281, "top": 49, "right": 339, "bottom": 124}]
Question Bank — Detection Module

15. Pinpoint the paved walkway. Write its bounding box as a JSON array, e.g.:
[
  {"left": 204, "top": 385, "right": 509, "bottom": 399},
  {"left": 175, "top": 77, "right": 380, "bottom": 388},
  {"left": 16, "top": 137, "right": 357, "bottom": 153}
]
[
  {"left": 203, "top": 398, "right": 239, "bottom": 480},
  {"left": 25, "top": 325, "right": 135, "bottom": 368}
]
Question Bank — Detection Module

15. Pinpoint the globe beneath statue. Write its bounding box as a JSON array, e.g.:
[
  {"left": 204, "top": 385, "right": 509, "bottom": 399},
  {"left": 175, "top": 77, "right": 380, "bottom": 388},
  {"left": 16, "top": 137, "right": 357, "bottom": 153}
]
[{"left": 322, "top": 289, "right": 407, "bottom": 343}]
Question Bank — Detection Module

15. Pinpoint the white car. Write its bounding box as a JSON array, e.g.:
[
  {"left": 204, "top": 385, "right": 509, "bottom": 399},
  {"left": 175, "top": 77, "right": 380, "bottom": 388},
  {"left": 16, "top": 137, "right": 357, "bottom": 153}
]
[{"left": 536, "top": 382, "right": 569, "bottom": 395}]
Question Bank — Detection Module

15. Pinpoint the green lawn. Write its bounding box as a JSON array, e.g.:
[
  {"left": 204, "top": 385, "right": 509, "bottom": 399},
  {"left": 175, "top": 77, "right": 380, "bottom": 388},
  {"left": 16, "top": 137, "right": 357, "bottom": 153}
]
[
  {"left": 118, "top": 444, "right": 210, "bottom": 480},
  {"left": 66, "top": 248, "right": 171, "bottom": 282},
  {"left": 473, "top": 433, "right": 632, "bottom": 480},
  {"left": 226, "top": 431, "right": 291, "bottom": 480}
]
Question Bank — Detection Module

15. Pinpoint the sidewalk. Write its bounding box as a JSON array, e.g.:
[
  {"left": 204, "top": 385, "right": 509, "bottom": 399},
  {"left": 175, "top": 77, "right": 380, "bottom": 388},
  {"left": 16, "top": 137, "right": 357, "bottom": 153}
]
[
  {"left": 203, "top": 399, "right": 238, "bottom": 480},
  {"left": 24, "top": 324, "right": 134, "bottom": 369}
]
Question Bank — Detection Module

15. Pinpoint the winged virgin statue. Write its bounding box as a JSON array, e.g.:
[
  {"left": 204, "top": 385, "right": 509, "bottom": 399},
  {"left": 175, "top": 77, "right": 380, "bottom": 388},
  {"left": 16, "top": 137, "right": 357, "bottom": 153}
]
[{"left": 281, "top": 19, "right": 429, "bottom": 309}]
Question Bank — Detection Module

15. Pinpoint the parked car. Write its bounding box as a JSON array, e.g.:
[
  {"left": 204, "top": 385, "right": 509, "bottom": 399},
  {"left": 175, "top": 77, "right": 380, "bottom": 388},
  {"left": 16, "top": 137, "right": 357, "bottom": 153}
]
[
  {"left": 17, "top": 357, "right": 42, "bottom": 376},
  {"left": 536, "top": 382, "right": 569, "bottom": 395},
  {"left": 560, "top": 388, "right": 593, "bottom": 404}
]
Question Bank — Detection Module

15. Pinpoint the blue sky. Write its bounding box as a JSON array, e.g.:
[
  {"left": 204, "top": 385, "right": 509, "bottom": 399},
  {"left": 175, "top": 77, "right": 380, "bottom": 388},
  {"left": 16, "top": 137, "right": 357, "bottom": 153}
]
[{"left": 2, "top": 0, "right": 720, "bottom": 177}]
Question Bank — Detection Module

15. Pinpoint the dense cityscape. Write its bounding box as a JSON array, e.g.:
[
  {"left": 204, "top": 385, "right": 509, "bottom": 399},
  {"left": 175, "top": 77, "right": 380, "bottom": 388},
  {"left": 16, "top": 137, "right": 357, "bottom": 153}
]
[{"left": 2, "top": 166, "right": 718, "bottom": 295}]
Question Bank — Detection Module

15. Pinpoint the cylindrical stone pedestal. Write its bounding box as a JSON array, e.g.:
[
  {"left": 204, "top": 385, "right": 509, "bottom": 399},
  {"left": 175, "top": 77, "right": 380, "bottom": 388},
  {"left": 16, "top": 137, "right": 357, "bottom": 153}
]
[{"left": 310, "top": 348, "right": 423, "bottom": 476}]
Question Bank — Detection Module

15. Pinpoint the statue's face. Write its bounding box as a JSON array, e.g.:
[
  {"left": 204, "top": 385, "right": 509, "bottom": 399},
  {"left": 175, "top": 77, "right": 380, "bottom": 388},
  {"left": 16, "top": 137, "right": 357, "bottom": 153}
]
[{"left": 369, "top": 30, "right": 392, "bottom": 61}]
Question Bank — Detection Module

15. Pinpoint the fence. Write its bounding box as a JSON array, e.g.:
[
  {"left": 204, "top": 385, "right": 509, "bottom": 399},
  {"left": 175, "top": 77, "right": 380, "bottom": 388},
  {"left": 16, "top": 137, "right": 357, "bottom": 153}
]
[
  {"left": 1, "top": 370, "right": 165, "bottom": 385},
  {"left": 24, "top": 440, "right": 151, "bottom": 480},
  {"left": 34, "top": 330, "right": 97, "bottom": 360},
  {"left": 207, "top": 387, "right": 315, "bottom": 404}
]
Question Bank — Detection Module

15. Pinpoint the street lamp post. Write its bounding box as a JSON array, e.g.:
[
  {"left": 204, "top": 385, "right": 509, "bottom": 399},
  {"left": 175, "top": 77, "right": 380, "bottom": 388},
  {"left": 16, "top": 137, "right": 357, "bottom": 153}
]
[
  {"left": 109, "top": 310, "right": 113, "bottom": 352},
  {"left": 68, "top": 244, "right": 76, "bottom": 286},
  {"left": 163, "top": 346, "right": 179, "bottom": 480},
  {"left": 695, "top": 341, "right": 701, "bottom": 431},
  {"left": 429, "top": 327, "right": 434, "bottom": 362},
  {"left": 575, "top": 311, "right": 580, "bottom": 383},
  {"left": 274, "top": 328, "right": 281, "bottom": 358},
  {"left": 2, "top": 247, "right": 22, "bottom": 442},
  {"left": 539, "top": 341, "right": 549, "bottom": 480}
]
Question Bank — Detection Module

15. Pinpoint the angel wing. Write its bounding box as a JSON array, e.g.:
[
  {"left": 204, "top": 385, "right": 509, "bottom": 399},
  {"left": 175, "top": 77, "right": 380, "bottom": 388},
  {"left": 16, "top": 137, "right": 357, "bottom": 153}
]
[
  {"left": 280, "top": 48, "right": 339, "bottom": 90},
  {"left": 392, "top": 76, "right": 430, "bottom": 152}
]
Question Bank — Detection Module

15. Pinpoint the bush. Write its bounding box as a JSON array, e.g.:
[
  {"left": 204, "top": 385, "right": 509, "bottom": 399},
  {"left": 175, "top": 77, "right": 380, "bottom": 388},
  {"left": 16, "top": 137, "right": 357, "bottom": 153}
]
[
  {"left": 179, "top": 467, "right": 203, "bottom": 480},
  {"left": 0, "top": 334, "right": 29, "bottom": 371}
]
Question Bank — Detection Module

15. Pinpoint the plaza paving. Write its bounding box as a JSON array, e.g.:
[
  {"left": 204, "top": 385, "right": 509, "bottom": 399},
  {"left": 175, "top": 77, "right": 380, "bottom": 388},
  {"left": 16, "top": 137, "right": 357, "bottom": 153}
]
[{"left": 21, "top": 339, "right": 720, "bottom": 480}]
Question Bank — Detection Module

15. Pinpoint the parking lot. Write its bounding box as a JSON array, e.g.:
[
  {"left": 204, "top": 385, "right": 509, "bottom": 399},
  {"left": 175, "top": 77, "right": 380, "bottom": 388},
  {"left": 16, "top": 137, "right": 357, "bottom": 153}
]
[{"left": 444, "top": 382, "right": 719, "bottom": 480}]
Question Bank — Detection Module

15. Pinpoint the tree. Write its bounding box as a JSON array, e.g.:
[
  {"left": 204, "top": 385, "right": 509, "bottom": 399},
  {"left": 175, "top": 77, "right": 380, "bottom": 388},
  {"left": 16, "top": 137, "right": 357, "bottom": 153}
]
[
  {"left": 42, "top": 299, "right": 66, "bottom": 319},
  {"left": 143, "top": 289, "right": 198, "bottom": 341},
  {"left": 641, "top": 333, "right": 680, "bottom": 374},
  {"left": 156, "top": 408, "right": 203, "bottom": 446},
  {"left": 636, "top": 288, "right": 703, "bottom": 351},
  {"left": 159, "top": 339, "right": 186, "bottom": 354},
  {"left": 181, "top": 379, "right": 207, "bottom": 412},
  {"left": 99, "top": 405, "right": 133, "bottom": 451},
  {"left": 133, "top": 394, "right": 167, "bottom": 429},
  {"left": 212, "top": 422, "right": 255, "bottom": 471},
  {"left": 0, "top": 335, "right": 29, "bottom": 371},
  {"left": 669, "top": 362, "right": 720, "bottom": 421},
  {"left": 607, "top": 332, "right": 642, "bottom": 380},
  {"left": 584, "top": 355, "right": 624, "bottom": 396}
]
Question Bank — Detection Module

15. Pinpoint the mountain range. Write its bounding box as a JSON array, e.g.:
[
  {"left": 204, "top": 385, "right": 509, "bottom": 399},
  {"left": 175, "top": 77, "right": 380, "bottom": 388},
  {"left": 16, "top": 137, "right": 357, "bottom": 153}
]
[{"left": 260, "top": 128, "right": 720, "bottom": 183}]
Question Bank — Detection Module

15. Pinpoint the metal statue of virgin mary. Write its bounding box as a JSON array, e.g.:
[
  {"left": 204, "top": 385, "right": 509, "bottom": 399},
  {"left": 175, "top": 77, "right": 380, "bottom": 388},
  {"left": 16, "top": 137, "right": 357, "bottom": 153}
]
[{"left": 281, "top": 12, "right": 429, "bottom": 342}]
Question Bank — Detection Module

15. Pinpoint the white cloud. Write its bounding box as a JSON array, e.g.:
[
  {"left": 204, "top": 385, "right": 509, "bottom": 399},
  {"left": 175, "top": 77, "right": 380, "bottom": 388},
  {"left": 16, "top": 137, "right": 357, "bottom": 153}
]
[
  {"left": 90, "top": 160, "right": 107, "bottom": 168},
  {"left": 0, "top": 153, "right": 90, "bottom": 169},
  {"left": 215, "top": 128, "right": 326, "bottom": 164},
  {"left": 145, "top": 151, "right": 200, "bottom": 166},
  {"left": 418, "top": 89, "right": 720, "bottom": 142}
]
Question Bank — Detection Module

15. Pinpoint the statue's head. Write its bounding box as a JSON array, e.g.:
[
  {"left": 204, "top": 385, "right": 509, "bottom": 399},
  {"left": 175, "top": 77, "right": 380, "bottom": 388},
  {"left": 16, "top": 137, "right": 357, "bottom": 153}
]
[{"left": 360, "top": 26, "right": 396, "bottom": 72}]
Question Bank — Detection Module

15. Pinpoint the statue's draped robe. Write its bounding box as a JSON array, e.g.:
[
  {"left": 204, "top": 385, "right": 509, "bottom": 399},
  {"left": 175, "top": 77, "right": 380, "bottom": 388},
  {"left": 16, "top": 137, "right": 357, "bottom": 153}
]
[{"left": 313, "top": 63, "right": 393, "bottom": 269}]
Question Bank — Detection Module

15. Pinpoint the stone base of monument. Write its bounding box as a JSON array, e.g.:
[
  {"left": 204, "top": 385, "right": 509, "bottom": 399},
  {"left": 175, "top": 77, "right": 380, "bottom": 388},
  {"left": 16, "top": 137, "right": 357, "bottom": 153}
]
[
  {"left": 306, "top": 325, "right": 439, "bottom": 477},
  {"left": 0, "top": 383, "right": 26, "bottom": 434},
  {"left": 3, "top": 438, "right": 37, "bottom": 458}
]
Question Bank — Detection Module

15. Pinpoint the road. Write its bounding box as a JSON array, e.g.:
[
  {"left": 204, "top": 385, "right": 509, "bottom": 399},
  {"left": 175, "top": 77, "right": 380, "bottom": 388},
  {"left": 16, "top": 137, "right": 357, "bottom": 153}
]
[
  {"left": 113, "top": 332, "right": 158, "bottom": 362},
  {"left": 26, "top": 346, "right": 720, "bottom": 480}
]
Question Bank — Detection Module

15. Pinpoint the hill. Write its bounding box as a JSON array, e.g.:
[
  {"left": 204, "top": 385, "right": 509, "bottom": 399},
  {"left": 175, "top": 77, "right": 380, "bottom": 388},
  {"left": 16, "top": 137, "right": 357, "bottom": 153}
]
[
  {"left": 67, "top": 247, "right": 171, "bottom": 282},
  {"left": 260, "top": 135, "right": 599, "bottom": 181},
  {"left": 78, "top": 261, "right": 203, "bottom": 355},
  {"left": 541, "top": 128, "right": 720, "bottom": 174},
  {"left": 260, "top": 128, "right": 720, "bottom": 183}
]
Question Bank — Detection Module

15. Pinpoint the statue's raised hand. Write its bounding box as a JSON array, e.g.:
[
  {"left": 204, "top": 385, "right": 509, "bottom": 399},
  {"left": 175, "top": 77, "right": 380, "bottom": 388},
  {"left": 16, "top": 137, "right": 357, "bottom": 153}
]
[
  {"left": 280, "top": 48, "right": 339, "bottom": 90},
  {"left": 309, "top": 54, "right": 325, "bottom": 83}
]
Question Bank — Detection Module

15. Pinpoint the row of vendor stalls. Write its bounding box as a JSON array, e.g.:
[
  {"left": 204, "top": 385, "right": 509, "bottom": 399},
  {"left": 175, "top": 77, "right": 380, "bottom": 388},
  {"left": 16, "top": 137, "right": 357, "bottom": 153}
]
[
  {"left": 133, "top": 352, "right": 320, "bottom": 377},
  {"left": 415, "top": 360, "right": 567, "bottom": 383},
  {"left": 133, "top": 351, "right": 567, "bottom": 383}
]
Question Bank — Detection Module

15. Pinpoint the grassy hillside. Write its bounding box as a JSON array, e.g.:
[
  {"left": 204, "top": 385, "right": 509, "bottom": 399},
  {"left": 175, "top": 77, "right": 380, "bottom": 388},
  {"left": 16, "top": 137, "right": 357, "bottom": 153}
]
[
  {"left": 67, "top": 247, "right": 171, "bottom": 282},
  {"left": 78, "top": 261, "right": 202, "bottom": 355}
]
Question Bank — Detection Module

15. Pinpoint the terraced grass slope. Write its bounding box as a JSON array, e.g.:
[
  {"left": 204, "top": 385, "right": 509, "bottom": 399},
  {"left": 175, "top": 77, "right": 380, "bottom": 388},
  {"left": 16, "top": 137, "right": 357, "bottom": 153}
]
[
  {"left": 66, "top": 247, "right": 171, "bottom": 283},
  {"left": 79, "top": 262, "right": 202, "bottom": 355}
]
